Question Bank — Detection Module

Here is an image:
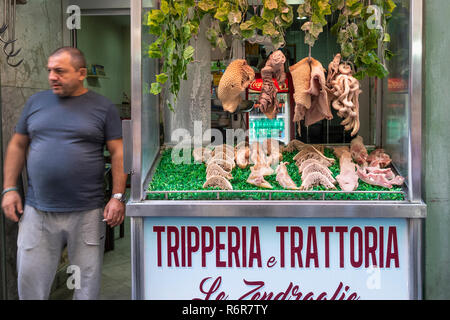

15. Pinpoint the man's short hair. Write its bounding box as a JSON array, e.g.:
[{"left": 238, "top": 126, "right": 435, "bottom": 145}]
[{"left": 50, "top": 47, "right": 87, "bottom": 70}]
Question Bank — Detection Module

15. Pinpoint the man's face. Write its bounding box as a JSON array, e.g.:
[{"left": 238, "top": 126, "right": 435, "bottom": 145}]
[{"left": 47, "top": 52, "right": 86, "bottom": 97}]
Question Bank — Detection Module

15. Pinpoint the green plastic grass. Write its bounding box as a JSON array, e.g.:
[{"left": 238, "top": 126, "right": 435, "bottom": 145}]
[{"left": 146, "top": 148, "right": 405, "bottom": 201}]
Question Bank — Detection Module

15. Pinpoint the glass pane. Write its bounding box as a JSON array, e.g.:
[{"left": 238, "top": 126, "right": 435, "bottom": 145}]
[
  {"left": 141, "top": 1, "right": 160, "bottom": 183},
  {"left": 382, "top": 0, "right": 410, "bottom": 179}
]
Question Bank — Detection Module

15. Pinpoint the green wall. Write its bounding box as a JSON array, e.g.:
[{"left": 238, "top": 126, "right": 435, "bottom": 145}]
[
  {"left": 78, "top": 15, "right": 131, "bottom": 105},
  {"left": 424, "top": 0, "right": 450, "bottom": 299}
]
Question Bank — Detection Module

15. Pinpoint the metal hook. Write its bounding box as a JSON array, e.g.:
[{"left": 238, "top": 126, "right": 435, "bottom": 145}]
[
  {"left": 1, "top": 0, "right": 23, "bottom": 67},
  {"left": 0, "top": 24, "right": 8, "bottom": 42},
  {"left": 6, "top": 54, "right": 22, "bottom": 67},
  {"left": 308, "top": 45, "right": 312, "bottom": 64},
  {"left": 0, "top": 23, "right": 7, "bottom": 34},
  {"left": 3, "top": 38, "right": 18, "bottom": 55}
]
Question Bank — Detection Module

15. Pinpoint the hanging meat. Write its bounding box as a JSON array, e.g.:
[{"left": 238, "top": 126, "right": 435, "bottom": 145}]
[
  {"left": 290, "top": 57, "right": 332, "bottom": 134},
  {"left": 254, "top": 50, "right": 287, "bottom": 119},
  {"left": 327, "top": 54, "right": 362, "bottom": 136},
  {"left": 218, "top": 59, "right": 255, "bottom": 113},
  {"left": 290, "top": 57, "right": 311, "bottom": 125}
]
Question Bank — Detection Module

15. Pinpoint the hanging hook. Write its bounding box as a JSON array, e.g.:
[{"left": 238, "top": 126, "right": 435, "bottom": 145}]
[
  {"left": 3, "top": 38, "right": 19, "bottom": 56},
  {"left": 308, "top": 45, "right": 312, "bottom": 64},
  {"left": 0, "top": 23, "right": 7, "bottom": 36},
  {"left": 7, "top": 54, "right": 23, "bottom": 67},
  {"left": 1, "top": 0, "right": 23, "bottom": 67}
]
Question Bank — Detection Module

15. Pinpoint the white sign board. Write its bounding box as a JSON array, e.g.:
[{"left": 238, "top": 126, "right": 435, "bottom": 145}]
[{"left": 143, "top": 217, "right": 409, "bottom": 300}]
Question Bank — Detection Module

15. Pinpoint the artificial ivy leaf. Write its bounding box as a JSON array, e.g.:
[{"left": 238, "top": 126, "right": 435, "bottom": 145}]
[
  {"left": 206, "top": 27, "right": 218, "bottom": 43},
  {"left": 281, "top": 7, "right": 294, "bottom": 25},
  {"left": 217, "top": 36, "right": 228, "bottom": 53},
  {"left": 304, "top": 33, "right": 317, "bottom": 47},
  {"left": 164, "top": 39, "right": 176, "bottom": 65},
  {"left": 156, "top": 73, "right": 168, "bottom": 84},
  {"left": 310, "top": 22, "right": 323, "bottom": 38},
  {"left": 353, "top": 70, "right": 367, "bottom": 81},
  {"left": 348, "top": 23, "right": 358, "bottom": 38},
  {"left": 183, "top": 45, "right": 195, "bottom": 60},
  {"left": 160, "top": 0, "right": 169, "bottom": 15},
  {"left": 265, "top": 0, "right": 278, "bottom": 11},
  {"left": 150, "top": 82, "right": 162, "bottom": 95},
  {"left": 263, "top": 22, "right": 279, "bottom": 37},
  {"left": 214, "top": 3, "right": 231, "bottom": 21},
  {"left": 228, "top": 10, "right": 242, "bottom": 25},
  {"left": 341, "top": 42, "right": 354, "bottom": 58},
  {"left": 182, "top": 24, "right": 192, "bottom": 41},
  {"left": 385, "top": 0, "right": 397, "bottom": 13},
  {"left": 230, "top": 24, "right": 241, "bottom": 36},
  {"left": 368, "top": 63, "right": 389, "bottom": 79},
  {"left": 262, "top": 8, "right": 275, "bottom": 21},
  {"left": 250, "top": 15, "right": 265, "bottom": 29},
  {"left": 240, "top": 20, "right": 254, "bottom": 31},
  {"left": 361, "top": 51, "right": 376, "bottom": 64},
  {"left": 383, "top": 33, "right": 391, "bottom": 42},
  {"left": 337, "top": 29, "right": 348, "bottom": 43},
  {"left": 271, "top": 35, "right": 285, "bottom": 50},
  {"left": 330, "top": 0, "right": 345, "bottom": 11},
  {"left": 167, "top": 99, "right": 174, "bottom": 112},
  {"left": 301, "top": 21, "right": 312, "bottom": 32},
  {"left": 174, "top": 1, "right": 188, "bottom": 17},
  {"left": 241, "top": 29, "right": 254, "bottom": 39},
  {"left": 148, "top": 9, "right": 165, "bottom": 24},
  {"left": 311, "top": 12, "right": 327, "bottom": 26},
  {"left": 198, "top": 0, "right": 216, "bottom": 12},
  {"left": 346, "top": 0, "right": 360, "bottom": 8},
  {"left": 187, "top": 21, "right": 199, "bottom": 35},
  {"left": 385, "top": 49, "right": 395, "bottom": 61},
  {"left": 238, "top": 0, "right": 248, "bottom": 11},
  {"left": 349, "top": 2, "right": 363, "bottom": 17},
  {"left": 317, "top": 0, "right": 331, "bottom": 14},
  {"left": 148, "top": 49, "right": 161, "bottom": 58}
]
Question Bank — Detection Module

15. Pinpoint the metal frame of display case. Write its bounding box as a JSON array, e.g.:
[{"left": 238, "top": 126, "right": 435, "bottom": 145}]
[{"left": 125, "top": 0, "right": 425, "bottom": 300}]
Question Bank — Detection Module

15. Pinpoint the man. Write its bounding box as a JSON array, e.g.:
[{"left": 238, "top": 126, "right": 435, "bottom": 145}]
[{"left": 1, "top": 47, "right": 128, "bottom": 300}]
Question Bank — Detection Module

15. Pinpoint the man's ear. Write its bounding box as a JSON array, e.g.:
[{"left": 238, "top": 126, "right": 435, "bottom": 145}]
[{"left": 78, "top": 67, "right": 87, "bottom": 80}]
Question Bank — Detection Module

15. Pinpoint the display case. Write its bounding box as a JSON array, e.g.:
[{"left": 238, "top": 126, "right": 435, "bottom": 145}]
[{"left": 125, "top": 0, "right": 425, "bottom": 300}]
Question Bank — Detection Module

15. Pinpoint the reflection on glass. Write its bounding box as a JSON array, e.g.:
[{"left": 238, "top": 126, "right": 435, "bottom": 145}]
[{"left": 382, "top": 0, "right": 410, "bottom": 179}]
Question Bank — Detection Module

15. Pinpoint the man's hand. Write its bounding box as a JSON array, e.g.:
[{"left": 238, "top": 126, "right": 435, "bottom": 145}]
[
  {"left": 103, "top": 198, "right": 125, "bottom": 227},
  {"left": 2, "top": 191, "right": 23, "bottom": 222}
]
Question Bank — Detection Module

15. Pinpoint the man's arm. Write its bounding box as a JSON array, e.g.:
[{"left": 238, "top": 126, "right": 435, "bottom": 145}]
[
  {"left": 103, "top": 138, "right": 128, "bottom": 227},
  {"left": 2, "top": 133, "right": 30, "bottom": 222}
]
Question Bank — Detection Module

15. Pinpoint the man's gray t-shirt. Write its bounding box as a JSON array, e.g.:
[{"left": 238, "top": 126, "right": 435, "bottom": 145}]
[{"left": 15, "top": 90, "right": 122, "bottom": 212}]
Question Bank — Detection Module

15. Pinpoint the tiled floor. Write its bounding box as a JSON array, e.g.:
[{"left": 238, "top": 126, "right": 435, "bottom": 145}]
[{"left": 49, "top": 216, "right": 132, "bottom": 300}]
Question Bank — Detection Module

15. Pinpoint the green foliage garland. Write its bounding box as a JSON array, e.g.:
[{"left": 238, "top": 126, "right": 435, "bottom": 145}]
[
  {"left": 144, "top": 0, "right": 397, "bottom": 112},
  {"left": 329, "top": 0, "right": 397, "bottom": 80}
]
